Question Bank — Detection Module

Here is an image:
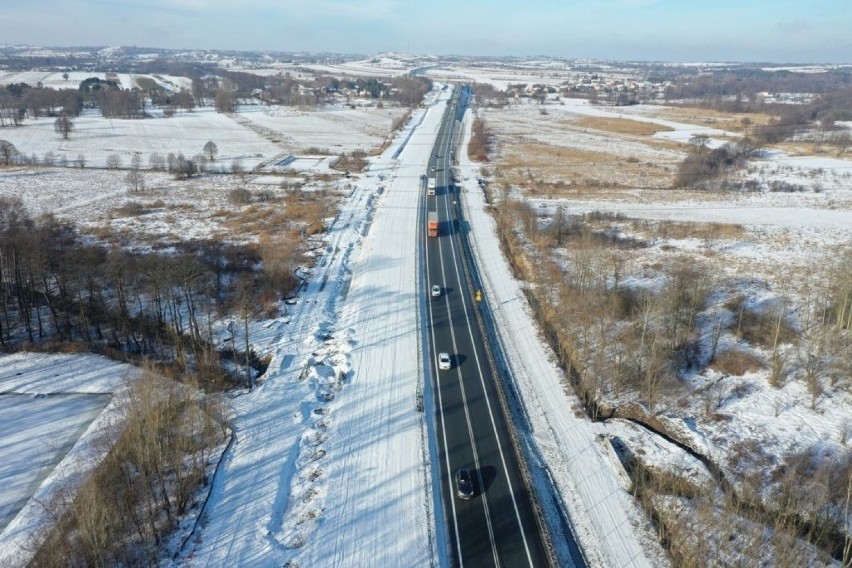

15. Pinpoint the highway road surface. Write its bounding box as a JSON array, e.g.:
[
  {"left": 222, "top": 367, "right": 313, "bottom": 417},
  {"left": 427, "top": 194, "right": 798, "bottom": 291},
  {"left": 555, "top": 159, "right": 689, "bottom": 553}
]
[{"left": 423, "top": 86, "right": 553, "bottom": 568}]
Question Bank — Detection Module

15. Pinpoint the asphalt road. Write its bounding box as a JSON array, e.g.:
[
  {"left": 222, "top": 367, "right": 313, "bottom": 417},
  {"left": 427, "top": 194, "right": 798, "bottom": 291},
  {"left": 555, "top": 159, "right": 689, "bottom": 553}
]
[{"left": 424, "top": 87, "right": 551, "bottom": 568}]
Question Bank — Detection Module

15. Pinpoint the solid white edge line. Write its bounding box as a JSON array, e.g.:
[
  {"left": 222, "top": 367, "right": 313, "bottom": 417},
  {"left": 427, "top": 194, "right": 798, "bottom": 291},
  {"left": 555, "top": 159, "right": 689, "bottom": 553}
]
[
  {"left": 440, "top": 97, "right": 536, "bottom": 566},
  {"left": 425, "top": 96, "right": 465, "bottom": 568}
]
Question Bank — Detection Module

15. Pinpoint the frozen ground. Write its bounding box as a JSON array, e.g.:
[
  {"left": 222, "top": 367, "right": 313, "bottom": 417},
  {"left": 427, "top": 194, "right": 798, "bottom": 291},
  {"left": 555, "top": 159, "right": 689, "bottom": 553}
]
[
  {"left": 1, "top": 84, "right": 667, "bottom": 568},
  {"left": 4, "top": 56, "right": 849, "bottom": 565},
  {"left": 0, "top": 353, "right": 141, "bottom": 567},
  {"left": 297, "top": 53, "right": 421, "bottom": 78}
]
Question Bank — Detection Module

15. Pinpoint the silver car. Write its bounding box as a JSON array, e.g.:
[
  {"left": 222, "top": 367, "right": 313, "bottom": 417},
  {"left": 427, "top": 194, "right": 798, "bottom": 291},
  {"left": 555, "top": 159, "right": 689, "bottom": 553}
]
[{"left": 438, "top": 352, "right": 451, "bottom": 370}]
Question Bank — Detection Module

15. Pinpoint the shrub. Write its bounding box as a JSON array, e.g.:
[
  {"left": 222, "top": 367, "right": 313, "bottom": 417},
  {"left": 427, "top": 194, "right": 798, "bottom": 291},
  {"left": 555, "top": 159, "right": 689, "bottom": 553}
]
[
  {"left": 468, "top": 118, "right": 491, "bottom": 162},
  {"left": 731, "top": 301, "right": 798, "bottom": 349},
  {"left": 228, "top": 188, "right": 252, "bottom": 205},
  {"left": 113, "top": 201, "right": 148, "bottom": 216},
  {"left": 711, "top": 348, "right": 765, "bottom": 375}
]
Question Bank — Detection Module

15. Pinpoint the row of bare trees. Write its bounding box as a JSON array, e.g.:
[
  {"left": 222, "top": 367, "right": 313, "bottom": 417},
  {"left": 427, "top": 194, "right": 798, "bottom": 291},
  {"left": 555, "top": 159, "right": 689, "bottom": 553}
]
[
  {"left": 0, "top": 83, "right": 83, "bottom": 125},
  {"left": 0, "top": 197, "right": 298, "bottom": 386}
]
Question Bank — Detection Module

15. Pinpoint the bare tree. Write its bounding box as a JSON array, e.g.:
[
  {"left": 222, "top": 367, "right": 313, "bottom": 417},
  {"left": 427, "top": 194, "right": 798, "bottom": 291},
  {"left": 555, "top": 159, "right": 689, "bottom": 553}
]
[
  {"left": 173, "top": 153, "right": 196, "bottom": 180},
  {"left": 149, "top": 153, "right": 165, "bottom": 171},
  {"left": 203, "top": 140, "right": 218, "bottom": 161},
  {"left": 214, "top": 84, "right": 236, "bottom": 113},
  {"left": 0, "top": 140, "right": 19, "bottom": 166},
  {"left": 833, "top": 129, "right": 851, "bottom": 156},
  {"left": 126, "top": 153, "right": 144, "bottom": 192},
  {"left": 54, "top": 112, "right": 74, "bottom": 140},
  {"left": 688, "top": 134, "right": 711, "bottom": 153}
]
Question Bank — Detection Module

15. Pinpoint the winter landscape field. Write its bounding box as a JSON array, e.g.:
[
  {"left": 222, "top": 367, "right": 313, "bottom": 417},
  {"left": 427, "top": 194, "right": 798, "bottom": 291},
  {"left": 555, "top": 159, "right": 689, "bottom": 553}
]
[{"left": 0, "top": 42, "right": 850, "bottom": 568}]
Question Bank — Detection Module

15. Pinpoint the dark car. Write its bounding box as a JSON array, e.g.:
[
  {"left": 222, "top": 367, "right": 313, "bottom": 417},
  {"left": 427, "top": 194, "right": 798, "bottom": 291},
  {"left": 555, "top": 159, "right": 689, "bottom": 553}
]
[{"left": 455, "top": 468, "right": 474, "bottom": 500}]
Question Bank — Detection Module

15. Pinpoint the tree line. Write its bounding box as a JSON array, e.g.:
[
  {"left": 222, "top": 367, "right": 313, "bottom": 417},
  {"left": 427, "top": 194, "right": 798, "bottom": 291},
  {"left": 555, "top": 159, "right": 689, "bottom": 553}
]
[
  {"left": 1, "top": 70, "right": 432, "bottom": 130},
  {"left": 0, "top": 196, "right": 297, "bottom": 387}
]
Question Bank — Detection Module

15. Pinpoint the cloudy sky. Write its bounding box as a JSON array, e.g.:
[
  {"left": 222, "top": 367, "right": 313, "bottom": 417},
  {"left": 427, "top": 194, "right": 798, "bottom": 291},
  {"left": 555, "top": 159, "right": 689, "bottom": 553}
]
[{"left": 3, "top": 0, "right": 850, "bottom": 63}]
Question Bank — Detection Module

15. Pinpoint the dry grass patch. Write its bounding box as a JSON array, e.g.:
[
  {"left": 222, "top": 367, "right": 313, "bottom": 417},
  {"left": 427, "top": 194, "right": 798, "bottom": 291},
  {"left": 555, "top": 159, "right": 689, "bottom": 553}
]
[
  {"left": 641, "top": 220, "right": 746, "bottom": 241},
  {"left": 645, "top": 137, "right": 691, "bottom": 152},
  {"left": 497, "top": 142, "right": 673, "bottom": 193},
  {"left": 112, "top": 201, "right": 150, "bottom": 217},
  {"left": 726, "top": 296, "right": 799, "bottom": 349},
  {"left": 334, "top": 150, "right": 368, "bottom": 173},
  {"left": 572, "top": 116, "right": 674, "bottom": 137},
  {"left": 711, "top": 348, "right": 765, "bottom": 375},
  {"left": 224, "top": 203, "right": 291, "bottom": 236},
  {"left": 501, "top": 143, "right": 610, "bottom": 171},
  {"left": 219, "top": 190, "right": 335, "bottom": 239},
  {"left": 84, "top": 225, "right": 116, "bottom": 241},
  {"left": 646, "top": 106, "right": 775, "bottom": 133},
  {"left": 773, "top": 140, "right": 846, "bottom": 158}
]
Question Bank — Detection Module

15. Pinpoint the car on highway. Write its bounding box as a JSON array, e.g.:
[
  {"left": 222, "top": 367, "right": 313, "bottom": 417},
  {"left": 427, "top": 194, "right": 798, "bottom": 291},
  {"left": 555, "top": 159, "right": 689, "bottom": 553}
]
[
  {"left": 438, "top": 352, "right": 451, "bottom": 370},
  {"left": 455, "top": 468, "right": 474, "bottom": 500},
  {"left": 431, "top": 285, "right": 441, "bottom": 297}
]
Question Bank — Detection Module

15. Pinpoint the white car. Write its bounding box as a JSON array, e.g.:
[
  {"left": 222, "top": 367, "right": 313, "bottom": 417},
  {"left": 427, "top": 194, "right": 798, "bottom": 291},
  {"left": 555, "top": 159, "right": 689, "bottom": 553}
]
[
  {"left": 438, "top": 352, "right": 451, "bottom": 370},
  {"left": 431, "top": 285, "right": 441, "bottom": 297}
]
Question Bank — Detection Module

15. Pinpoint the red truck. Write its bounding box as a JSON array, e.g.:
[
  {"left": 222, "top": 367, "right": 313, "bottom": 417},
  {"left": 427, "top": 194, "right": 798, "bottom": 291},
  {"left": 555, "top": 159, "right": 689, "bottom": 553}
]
[{"left": 427, "top": 211, "right": 438, "bottom": 237}]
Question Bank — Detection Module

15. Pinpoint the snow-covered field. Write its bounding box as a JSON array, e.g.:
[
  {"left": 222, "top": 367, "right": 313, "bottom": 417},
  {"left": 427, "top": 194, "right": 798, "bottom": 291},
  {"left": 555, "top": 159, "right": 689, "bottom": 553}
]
[
  {"left": 425, "top": 64, "right": 577, "bottom": 92},
  {"left": 0, "top": 82, "right": 664, "bottom": 567},
  {"left": 0, "top": 353, "right": 141, "bottom": 566},
  {"left": 0, "top": 71, "right": 192, "bottom": 92},
  {"left": 297, "top": 54, "right": 422, "bottom": 78},
  {"left": 0, "top": 103, "right": 405, "bottom": 170},
  {"left": 0, "top": 394, "right": 109, "bottom": 527}
]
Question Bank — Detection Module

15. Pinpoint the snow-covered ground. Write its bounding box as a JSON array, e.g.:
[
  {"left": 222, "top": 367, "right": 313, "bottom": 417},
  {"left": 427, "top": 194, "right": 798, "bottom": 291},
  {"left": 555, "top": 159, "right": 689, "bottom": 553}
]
[
  {"left": 175, "top": 89, "right": 447, "bottom": 567},
  {"left": 425, "top": 65, "right": 578, "bottom": 92},
  {"left": 177, "top": 83, "right": 679, "bottom": 568},
  {"left": 0, "top": 71, "right": 192, "bottom": 92},
  {"left": 4, "top": 54, "right": 850, "bottom": 566},
  {"left": 1, "top": 103, "right": 405, "bottom": 170},
  {"left": 297, "top": 54, "right": 422, "bottom": 78},
  {"left": 1, "top": 83, "right": 677, "bottom": 568},
  {"left": 0, "top": 353, "right": 141, "bottom": 566}
]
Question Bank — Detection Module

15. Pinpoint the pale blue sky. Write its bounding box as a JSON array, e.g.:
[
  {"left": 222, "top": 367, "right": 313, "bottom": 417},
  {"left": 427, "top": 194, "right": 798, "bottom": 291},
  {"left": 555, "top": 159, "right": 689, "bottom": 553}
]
[{"left": 3, "top": 0, "right": 850, "bottom": 62}]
